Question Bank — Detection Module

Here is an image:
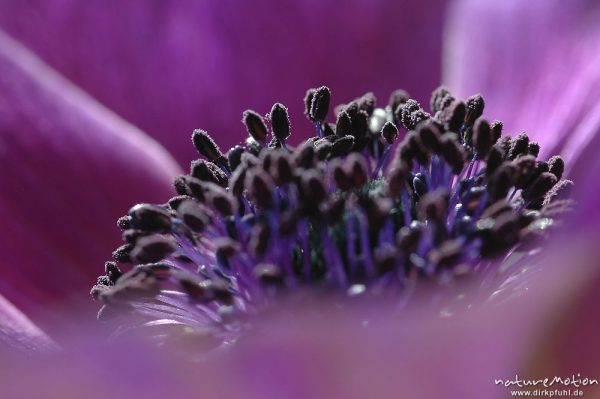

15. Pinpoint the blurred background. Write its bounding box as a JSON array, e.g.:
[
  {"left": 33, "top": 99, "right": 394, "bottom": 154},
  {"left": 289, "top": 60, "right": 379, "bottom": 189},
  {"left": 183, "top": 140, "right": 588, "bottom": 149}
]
[{"left": 0, "top": 0, "right": 447, "bottom": 164}]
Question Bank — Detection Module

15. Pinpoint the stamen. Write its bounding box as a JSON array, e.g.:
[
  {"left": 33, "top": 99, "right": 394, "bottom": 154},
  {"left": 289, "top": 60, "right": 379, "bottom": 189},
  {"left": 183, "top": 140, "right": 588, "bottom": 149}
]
[
  {"left": 242, "top": 110, "right": 269, "bottom": 144},
  {"left": 309, "top": 86, "right": 331, "bottom": 122},
  {"left": 192, "top": 129, "right": 224, "bottom": 162},
  {"left": 270, "top": 103, "right": 291, "bottom": 142},
  {"left": 94, "top": 85, "right": 573, "bottom": 353}
]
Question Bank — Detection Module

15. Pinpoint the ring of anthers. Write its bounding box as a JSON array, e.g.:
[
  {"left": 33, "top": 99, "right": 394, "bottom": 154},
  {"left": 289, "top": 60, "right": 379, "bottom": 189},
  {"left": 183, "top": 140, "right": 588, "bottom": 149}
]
[{"left": 91, "top": 85, "right": 574, "bottom": 347}]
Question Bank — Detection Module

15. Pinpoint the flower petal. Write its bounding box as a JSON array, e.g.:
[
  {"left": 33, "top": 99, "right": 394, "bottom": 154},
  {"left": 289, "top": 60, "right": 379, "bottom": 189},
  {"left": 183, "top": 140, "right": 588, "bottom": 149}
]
[
  {"left": 0, "top": 29, "right": 181, "bottom": 330},
  {"left": 0, "top": 300, "right": 546, "bottom": 398},
  {"left": 0, "top": 294, "right": 57, "bottom": 354},
  {"left": 444, "top": 0, "right": 600, "bottom": 167},
  {"left": 0, "top": 0, "right": 447, "bottom": 164}
]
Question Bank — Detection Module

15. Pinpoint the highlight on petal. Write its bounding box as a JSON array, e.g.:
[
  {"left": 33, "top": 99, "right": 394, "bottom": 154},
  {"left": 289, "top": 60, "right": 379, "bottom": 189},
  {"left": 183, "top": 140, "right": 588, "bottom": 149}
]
[
  {"left": 0, "top": 29, "right": 181, "bottom": 330},
  {"left": 443, "top": 0, "right": 600, "bottom": 171},
  {"left": 0, "top": 0, "right": 448, "bottom": 164},
  {"left": 0, "top": 294, "right": 57, "bottom": 354}
]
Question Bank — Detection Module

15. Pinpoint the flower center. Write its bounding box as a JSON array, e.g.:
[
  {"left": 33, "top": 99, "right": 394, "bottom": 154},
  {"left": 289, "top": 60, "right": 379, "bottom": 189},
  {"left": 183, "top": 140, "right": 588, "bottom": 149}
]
[{"left": 91, "top": 86, "right": 573, "bottom": 350}]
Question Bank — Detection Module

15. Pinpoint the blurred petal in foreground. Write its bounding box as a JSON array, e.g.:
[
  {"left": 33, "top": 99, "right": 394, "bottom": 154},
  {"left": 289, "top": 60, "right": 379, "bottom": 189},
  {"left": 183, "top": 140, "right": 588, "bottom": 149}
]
[
  {"left": 2, "top": 234, "right": 600, "bottom": 397},
  {"left": 0, "top": 297, "right": 559, "bottom": 398},
  {"left": 0, "top": 29, "right": 181, "bottom": 330}
]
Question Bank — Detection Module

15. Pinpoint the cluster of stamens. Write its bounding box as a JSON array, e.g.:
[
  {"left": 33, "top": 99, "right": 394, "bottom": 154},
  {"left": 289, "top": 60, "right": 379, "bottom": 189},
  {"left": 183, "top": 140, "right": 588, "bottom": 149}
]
[{"left": 91, "top": 85, "right": 573, "bottom": 349}]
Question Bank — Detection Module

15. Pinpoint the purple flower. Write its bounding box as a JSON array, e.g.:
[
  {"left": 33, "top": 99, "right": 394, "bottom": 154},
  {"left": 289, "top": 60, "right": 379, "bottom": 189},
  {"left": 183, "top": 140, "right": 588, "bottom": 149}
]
[{"left": 1, "top": 0, "right": 600, "bottom": 396}]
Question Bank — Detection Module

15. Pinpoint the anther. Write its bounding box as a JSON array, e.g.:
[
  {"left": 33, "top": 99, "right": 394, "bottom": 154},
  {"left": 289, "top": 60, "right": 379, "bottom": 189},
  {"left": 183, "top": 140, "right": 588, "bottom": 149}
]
[
  {"left": 346, "top": 153, "right": 369, "bottom": 189},
  {"left": 129, "top": 204, "right": 173, "bottom": 232},
  {"left": 292, "top": 141, "right": 315, "bottom": 169},
  {"left": 465, "top": 94, "right": 485, "bottom": 126},
  {"left": 335, "top": 111, "right": 352, "bottom": 137},
  {"left": 183, "top": 176, "right": 207, "bottom": 201},
  {"left": 388, "top": 89, "right": 410, "bottom": 115},
  {"left": 490, "top": 120, "right": 503, "bottom": 142},
  {"left": 430, "top": 86, "right": 455, "bottom": 114},
  {"left": 215, "top": 238, "right": 241, "bottom": 268},
  {"left": 242, "top": 110, "right": 269, "bottom": 143},
  {"left": 112, "top": 243, "right": 133, "bottom": 263},
  {"left": 272, "top": 153, "right": 293, "bottom": 185},
  {"left": 105, "top": 261, "right": 123, "bottom": 283},
  {"left": 173, "top": 175, "right": 190, "bottom": 196},
  {"left": 350, "top": 110, "right": 369, "bottom": 141},
  {"left": 440, "top": 133, "right": 466, "bottom": 174},
  {"left": 270, "top": 103, "right": 291, "bottom": 141},
  {"left": 227, "top": 145, "right": 245, "bottom": 172},
  {"left": 191, "top": 159, "right": 228, "bottom": 187},
  {"left": 301, "top": 171, "right": 328, "bottom": 204},
  {"left": 522, "top": 172, "right": 557, "bottom": 202},
  {"left": 330, "top": 135, "right": 354, "bottom": 157},
  {"left": 130, "top": 235, "right": 177, "bottom": 264},
  {"left": 309, "top": 86, "right": 331, "bottom": 122},
  {"left": 406, "top": 131, "right": 429, "bottom": 166},
  {"left": 399, "top": 99, "right": 431, "bottom": 131},
  {"left": 315, "top": 140, "right": 333, "bottom": 160},
  {"left": 246, "top": 170, "right": 275, "bottom": 209},
  {"left": 356, "top": 92, "right": 376, "bottom": 116},
  {"left": 177, "top": 200, "right": 211, "bottom": 232},
  {"left": 508, "top": 133, "right": 530, "bottom": 160},
  {"left": 117, "top": 216, "right": 131, "bottom": 230},
  {"left": 206, "top": 185, "right": 236, "bottom": 216},
  {"left": 333, "top": 162, "right": 352, "bottom": 191},
  {"left": 381, "top": 122, "right": 399, "bottom": 145},
  {"left": 417, "top": 123, "right": 441, "bottom": 153},
  {"left": 122, "top": 229, "right": 148, "bottom": 244},
  {"left": 488, "top": 163, "right": 516, "bottom": 201},
  {"left": 495, "top": 136, "right": 512, "bottom": 159},
  {"left": 192, "top": 129, "right": 224, "bottom": 161},
  {"left": 528, "top": 142, "right": 540, "bottom": 157},
  {"left": 513, "top": 155, "right": 537, "bottom": 189},
  {"left": 304, "top": 88, "right": 316, "bottom": 121},
  {"left": 167, "top": 195, "right": 191, "bottom": 210},
  {"left": 412, "top": 173, "right": 428, "bottom": 199},
  {"left": 443, "top": 101, "right": 466, "bottom": 132},
  {"left": 547, "top": 155, "right": 564, "bottom": 180},
  {"left": 473, "top": 119, "right": 493, "bottom": 157}
]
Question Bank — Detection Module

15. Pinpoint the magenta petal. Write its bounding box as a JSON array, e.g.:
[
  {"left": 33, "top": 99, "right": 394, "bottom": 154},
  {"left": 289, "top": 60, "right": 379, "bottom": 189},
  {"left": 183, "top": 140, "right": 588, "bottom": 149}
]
[
  {"left": 0, "top": 30, "right": 181, "bottom": 329},
  {"left": 0, "top": 303, "right": 543, "bottom": 398},
  {"left": 0, "top": 0, "right": 447, "bottom": 164},
  {"left": 0, "top": 294, "right": 57, "bottom": 354},
  {"left": 444, "top": 0, "right": 600, "bottom": 165}
]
